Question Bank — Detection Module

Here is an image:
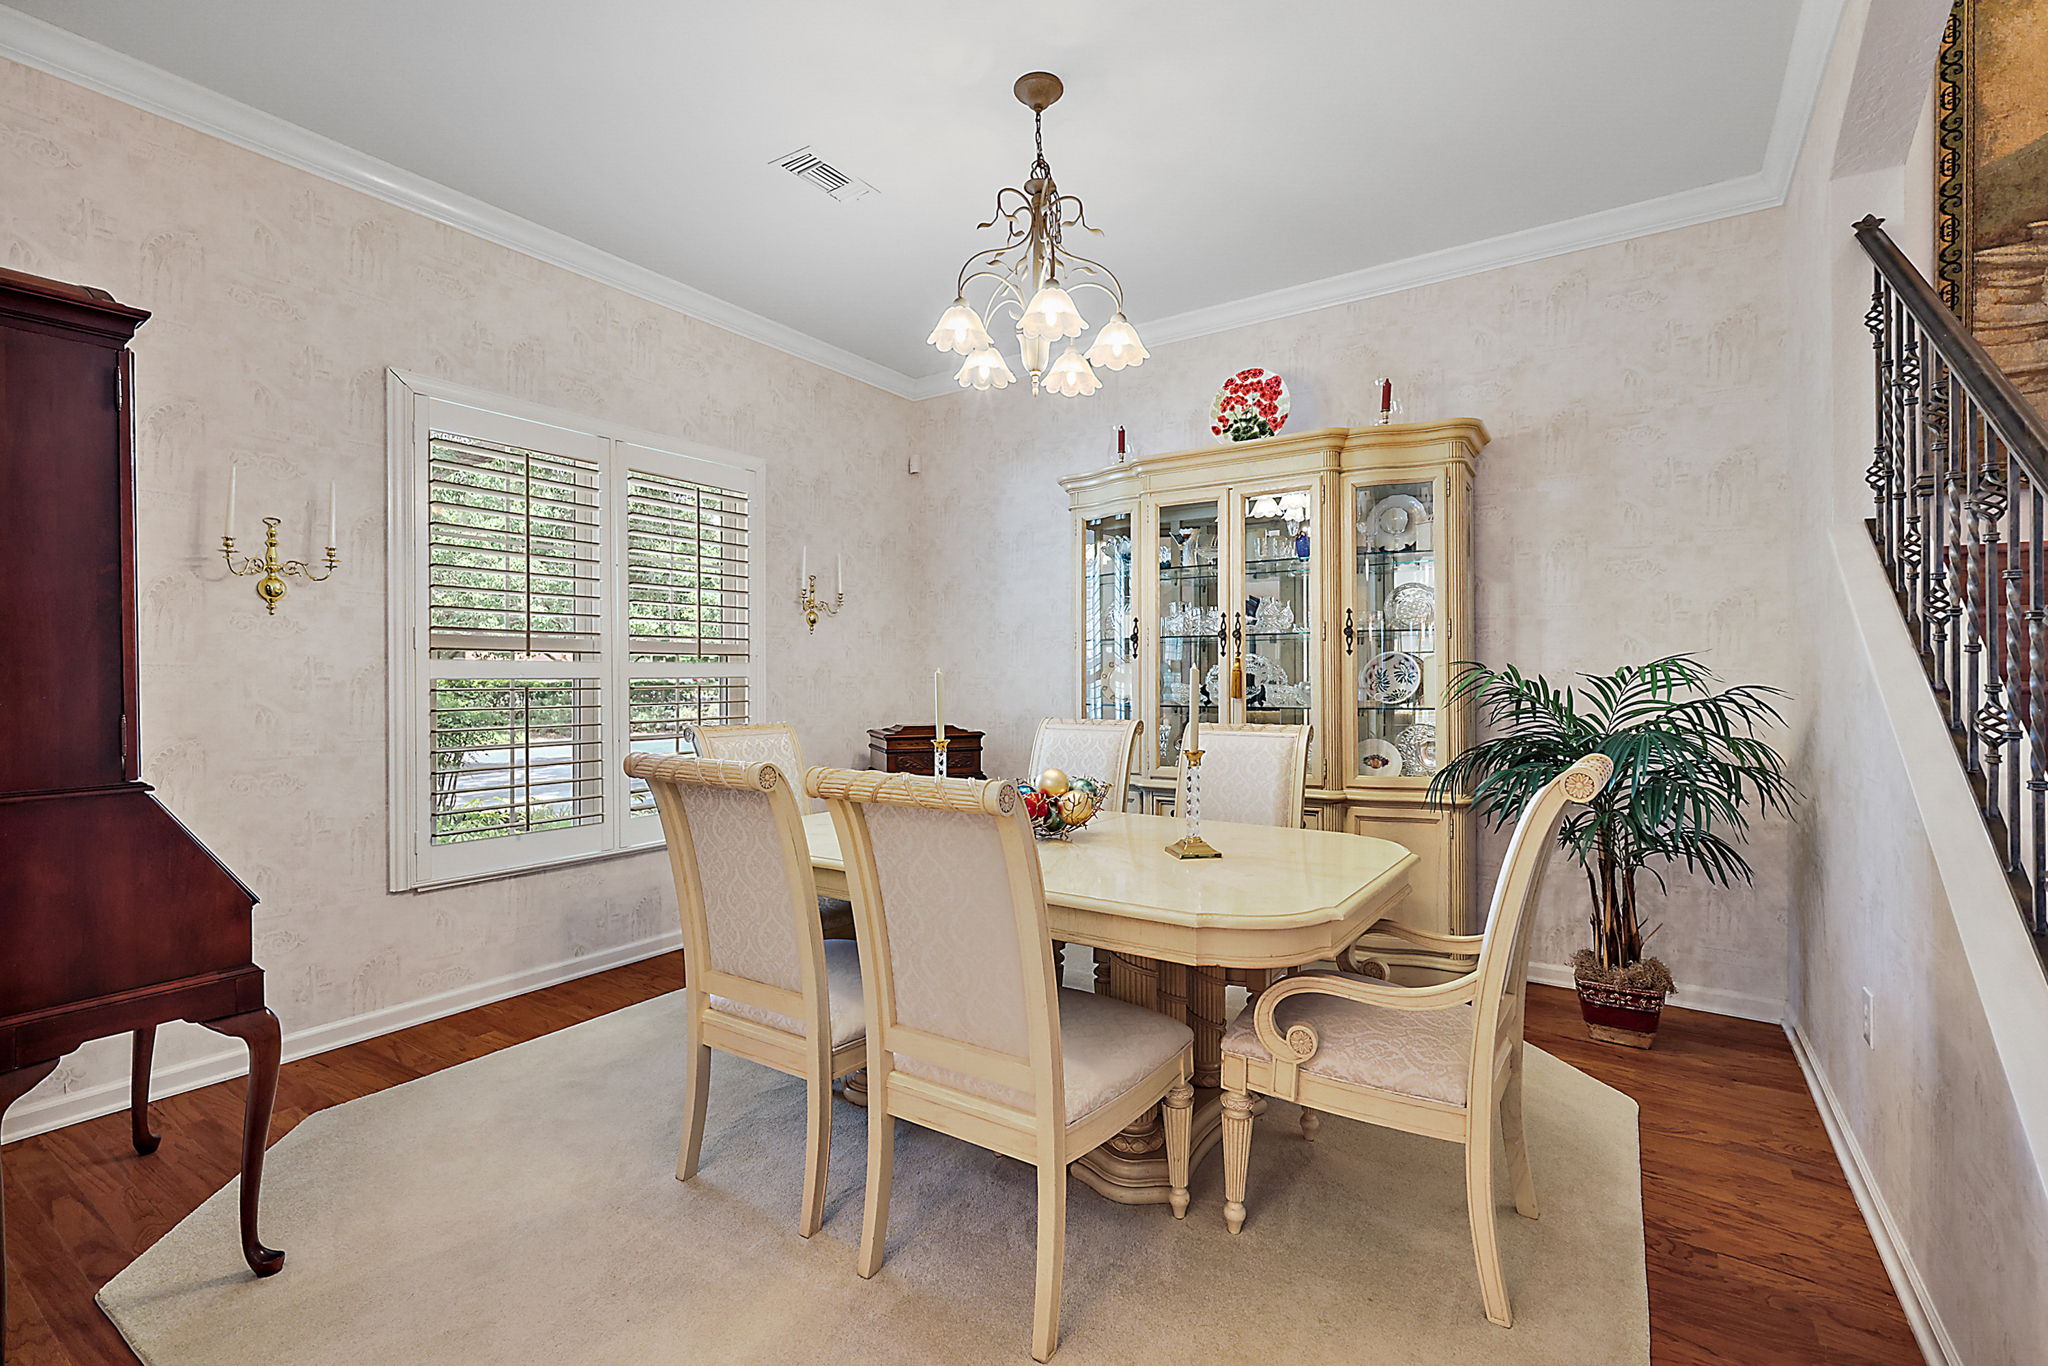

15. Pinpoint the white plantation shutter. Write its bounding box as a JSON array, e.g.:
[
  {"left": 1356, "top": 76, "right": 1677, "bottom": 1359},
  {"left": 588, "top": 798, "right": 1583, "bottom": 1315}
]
[
  {"left": 620, "top": 446, "right": 755, "bottom": 821},
  {"left": 392, "top": 386, "right": 761, "bottom": 889}
]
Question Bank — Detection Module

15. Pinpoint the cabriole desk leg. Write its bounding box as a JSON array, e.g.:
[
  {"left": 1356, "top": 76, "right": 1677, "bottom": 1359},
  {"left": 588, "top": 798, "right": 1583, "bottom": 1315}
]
[{"left": 198, "top": 1008, "right": 286, "bottom": 1277}]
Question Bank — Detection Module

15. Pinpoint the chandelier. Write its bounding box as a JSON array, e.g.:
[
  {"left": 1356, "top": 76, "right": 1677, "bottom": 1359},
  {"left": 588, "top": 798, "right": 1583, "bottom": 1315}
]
[{"left": 926, "top": 72, "right": 1149, "bottom": 397}]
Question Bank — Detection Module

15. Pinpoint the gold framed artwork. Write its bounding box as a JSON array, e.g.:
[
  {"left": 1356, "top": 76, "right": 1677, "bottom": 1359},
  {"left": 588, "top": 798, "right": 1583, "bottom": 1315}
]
[{"left": 1936, "top": 0, "right": 2048, "bottom": 414}]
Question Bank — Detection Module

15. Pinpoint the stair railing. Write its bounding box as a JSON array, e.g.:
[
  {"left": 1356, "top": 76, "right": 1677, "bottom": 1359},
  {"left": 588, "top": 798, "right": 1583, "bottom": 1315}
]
[{"left": 1856, "top": 215, "right": 2048, "bottom": 965}]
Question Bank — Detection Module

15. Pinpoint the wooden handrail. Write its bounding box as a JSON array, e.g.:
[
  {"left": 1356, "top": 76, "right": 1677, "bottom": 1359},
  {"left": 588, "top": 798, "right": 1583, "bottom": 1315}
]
[{"left": 1853, "top": 216, "right": 2048, "bottom": 472}]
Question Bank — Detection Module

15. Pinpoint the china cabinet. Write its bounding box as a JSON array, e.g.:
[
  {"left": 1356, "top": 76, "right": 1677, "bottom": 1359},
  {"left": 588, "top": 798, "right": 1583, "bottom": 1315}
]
[{"left": 1061, "top": 421, "right": 1488, "bottom": 934}]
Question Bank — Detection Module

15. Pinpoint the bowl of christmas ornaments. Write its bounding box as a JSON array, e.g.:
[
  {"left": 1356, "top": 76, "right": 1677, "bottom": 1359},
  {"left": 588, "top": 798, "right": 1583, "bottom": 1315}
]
[{"left": 1016, "top": 769, "right": 1106, "bottom": 840}]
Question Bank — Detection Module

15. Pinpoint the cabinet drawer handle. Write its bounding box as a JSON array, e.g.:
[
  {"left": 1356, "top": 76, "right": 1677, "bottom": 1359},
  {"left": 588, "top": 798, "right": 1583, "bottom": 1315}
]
[{"left": 1343, "top": 607, "right": 1356, "bottom": 656}]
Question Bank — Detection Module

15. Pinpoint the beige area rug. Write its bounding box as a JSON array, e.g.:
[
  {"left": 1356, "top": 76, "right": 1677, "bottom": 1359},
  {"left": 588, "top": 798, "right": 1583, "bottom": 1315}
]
[{"left": 100, "top": 992, "right": 1648, "bottom": 1365}]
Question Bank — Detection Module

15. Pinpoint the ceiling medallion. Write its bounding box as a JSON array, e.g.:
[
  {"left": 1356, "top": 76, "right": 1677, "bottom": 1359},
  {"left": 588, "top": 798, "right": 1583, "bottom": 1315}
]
[{"left": 926, "top": 72, "right": 1149, "bottom": 397}]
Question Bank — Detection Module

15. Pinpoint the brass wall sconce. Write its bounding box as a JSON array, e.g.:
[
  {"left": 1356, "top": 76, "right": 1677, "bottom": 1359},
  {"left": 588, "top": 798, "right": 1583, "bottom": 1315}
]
[
  {"left": 221, "top": 469, "right": 340, "bottom": 614},
  {"left": 796, "top": 546, "right": 844, "bottom": 634}
]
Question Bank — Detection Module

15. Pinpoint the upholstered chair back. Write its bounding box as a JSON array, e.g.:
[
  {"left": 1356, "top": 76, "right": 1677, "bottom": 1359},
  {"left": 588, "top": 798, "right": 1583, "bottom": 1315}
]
[
  {"left": 1026, "top": 718, "right": 1142, "bottom": 809},
  {"left": 1174, "top": 723, "right": 1311, "bottom": 828},
  {"left": 809, "top": 768, "right": 1063, "bottom": 1123},
  {"left": 627, "top": 754, "right": 829, "bottom": 1040},
  {"left": 688, "top": 722, "right": 805, "bottom": 775},
  {"left": 1466, "top": 753, "right": 1616, "bottom": 1071}
]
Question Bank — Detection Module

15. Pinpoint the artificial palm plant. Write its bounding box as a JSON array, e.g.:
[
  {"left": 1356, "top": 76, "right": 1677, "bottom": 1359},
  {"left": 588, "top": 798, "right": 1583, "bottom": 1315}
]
[{"left": 1429, "top": 655, "right": 1793, "bottom": 1037}]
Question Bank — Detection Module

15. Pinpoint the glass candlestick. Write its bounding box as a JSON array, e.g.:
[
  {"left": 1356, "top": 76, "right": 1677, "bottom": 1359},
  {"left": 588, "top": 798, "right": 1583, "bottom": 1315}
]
[{"left": 1165, "top": 747, "right": 1221, "bottom": 859}]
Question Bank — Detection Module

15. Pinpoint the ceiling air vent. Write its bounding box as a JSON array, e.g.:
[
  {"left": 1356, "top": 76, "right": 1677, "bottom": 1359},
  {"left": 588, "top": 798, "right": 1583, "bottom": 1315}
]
[{"left": 769, "top": 146, "right": 877, "bottom": 203}]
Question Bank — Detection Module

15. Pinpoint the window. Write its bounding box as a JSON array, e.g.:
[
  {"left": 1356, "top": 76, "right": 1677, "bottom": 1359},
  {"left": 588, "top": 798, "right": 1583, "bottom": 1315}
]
[{"left": 388, "top": 374, "right": 759, "bottom": 889}]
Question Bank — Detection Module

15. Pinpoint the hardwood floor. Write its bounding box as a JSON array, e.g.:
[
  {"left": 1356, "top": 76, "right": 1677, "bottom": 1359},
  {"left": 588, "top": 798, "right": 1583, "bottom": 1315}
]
[{"left": 1, "top": 961, "right": 1920, "bottom": 1365}]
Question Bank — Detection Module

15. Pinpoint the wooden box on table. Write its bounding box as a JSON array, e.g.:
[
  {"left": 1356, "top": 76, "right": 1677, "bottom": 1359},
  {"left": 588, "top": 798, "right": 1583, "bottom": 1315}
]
[{"left": 866, "top": 725, "right": 987, "bottom": 779}]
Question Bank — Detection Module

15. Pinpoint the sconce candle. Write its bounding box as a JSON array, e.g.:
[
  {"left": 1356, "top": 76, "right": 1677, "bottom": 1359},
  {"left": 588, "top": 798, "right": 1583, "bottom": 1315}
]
[
  {"left": 221, "top": 508, "right": 341, "bottom": 615},
  {"left": 794, "top": 545, "right": 844, "bottom": 633}
]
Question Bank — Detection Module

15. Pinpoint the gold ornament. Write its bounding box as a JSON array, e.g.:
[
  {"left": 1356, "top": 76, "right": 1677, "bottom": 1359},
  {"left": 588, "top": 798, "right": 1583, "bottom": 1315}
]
[
  {"left": 1037, "top": 768, "right": 1071, "bottom": 796},
  {"left": 1058, "top": 789, "right": 1096, "bottom": 826}
]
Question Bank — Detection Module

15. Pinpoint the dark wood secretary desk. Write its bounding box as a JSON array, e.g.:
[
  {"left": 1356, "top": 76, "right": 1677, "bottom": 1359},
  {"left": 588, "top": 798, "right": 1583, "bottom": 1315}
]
[{"left": 0, "top": 267, "right": 283, "bottom": 1359}]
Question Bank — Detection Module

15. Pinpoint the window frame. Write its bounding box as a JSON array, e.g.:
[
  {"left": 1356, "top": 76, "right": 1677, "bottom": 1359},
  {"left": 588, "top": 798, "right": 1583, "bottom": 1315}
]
[{"left": 386, "top": 370, "right": 765, "bottom": 891}]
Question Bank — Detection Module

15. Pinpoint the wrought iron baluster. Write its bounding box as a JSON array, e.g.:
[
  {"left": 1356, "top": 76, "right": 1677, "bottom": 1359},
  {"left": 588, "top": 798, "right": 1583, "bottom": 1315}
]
[
  {"left": 1865, "top": 274, "right": 1892, "bottom": 564},
  {"left": 1925, "top": 360, "right": 1959, "bottom": 702},
  {"left": 1900, "top": 319, "right": 1926, "bottom": 621}
]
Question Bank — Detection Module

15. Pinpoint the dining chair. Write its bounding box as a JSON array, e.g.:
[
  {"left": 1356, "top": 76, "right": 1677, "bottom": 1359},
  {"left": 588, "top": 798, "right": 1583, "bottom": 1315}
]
[
  {"left": 810, "top": 766, "right": 1195, "bottom": 1362},
  {"left": 625, "top": 753, "right": 867, "bottom": 1239},
  {"left": 1173, "top": 721, "right": 1310, "bottom": 828},
  {"left": 1025, "top": 717, "right": 1142, "bottom": 811},
  {"left": 1216, "top": 753, "right": 1615, "bottom": 1328},
  {"left": 687, "top": 722, "right": 855, "bottom": 939}
]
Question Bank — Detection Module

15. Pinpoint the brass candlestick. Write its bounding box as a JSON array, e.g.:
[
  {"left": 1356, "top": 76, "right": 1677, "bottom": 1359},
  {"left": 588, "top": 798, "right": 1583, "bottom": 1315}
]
[
  {"left": 796, "top": 573, "right": 844, "bottom": 633},
  {"left": 932, "top": 734, "right": 951, "bottom": 779},
  {"left": 222, "top": 516, "right": 339, "bottom": 614},
  {"left": 1165, "top": 746, "right": 1221, "bottom": 859}
]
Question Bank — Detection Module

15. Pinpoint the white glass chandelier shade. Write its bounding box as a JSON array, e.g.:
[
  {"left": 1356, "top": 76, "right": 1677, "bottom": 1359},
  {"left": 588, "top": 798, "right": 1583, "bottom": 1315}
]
[
  {"left": 929, "top": 74, "right": 1137, "bottom": 398},
  {"left": 1084, "top": 312, "right": 1149, "bottom": 370},
  {"left": 926, "top": 298, "right": 993, "bottom": 355},
  {"left": 1019, "top": 283, "right": 1087, "bottom": 341},
  {"left": 955, "top": 345, "right": 1017, "bottom": 391},
  {"left": 1044, "top": 344, "right": 1101, "bottom": 397}
]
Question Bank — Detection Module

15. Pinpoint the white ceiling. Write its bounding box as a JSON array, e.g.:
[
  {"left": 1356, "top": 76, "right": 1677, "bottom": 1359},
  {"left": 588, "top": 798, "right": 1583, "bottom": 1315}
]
[{"left": 2, "top": 1, "right": 1834, "bottom": 394}]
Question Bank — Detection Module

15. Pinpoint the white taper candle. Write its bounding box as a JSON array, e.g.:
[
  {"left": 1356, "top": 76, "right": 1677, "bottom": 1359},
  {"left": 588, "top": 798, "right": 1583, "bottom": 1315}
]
[
  {"left": 328, "top": 481, "right": 337, "bottom": 548},
  {"left": 934, "top": 668, "right": 944, "bottom": 738},
  {"left": 226, "top": 465, "right": 237, "bottom": 537}
]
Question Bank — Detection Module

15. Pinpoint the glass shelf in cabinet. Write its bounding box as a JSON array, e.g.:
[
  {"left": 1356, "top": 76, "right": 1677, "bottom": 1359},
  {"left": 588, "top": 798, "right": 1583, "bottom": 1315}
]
[
  {"left": 1356, "top": 703, "right": 1438, "bottom": 714},
  {"left": 1244, "top": 556, "right": 1312, "bottom": 573},
  {"left": 1354, "top": 547, "right": 1434, "bottom": 564},
  {"left": 1159, "top": 562, "right": 1220, "bottom": 578}
]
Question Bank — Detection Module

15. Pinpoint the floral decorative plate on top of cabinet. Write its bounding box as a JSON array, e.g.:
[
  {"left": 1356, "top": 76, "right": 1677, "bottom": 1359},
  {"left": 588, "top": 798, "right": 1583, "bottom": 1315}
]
[{"left": 1210, "top": 368, "right": 1290, "bottom": 442}]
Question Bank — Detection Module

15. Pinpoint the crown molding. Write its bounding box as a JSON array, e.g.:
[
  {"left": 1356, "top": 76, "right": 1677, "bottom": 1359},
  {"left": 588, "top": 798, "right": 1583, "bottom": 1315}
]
[
  {"left": 909, "top": 0, "right": 1846, "bottom": 400},
  {"left": 0, "top": 5, "right": 924, "bottom": 399},
  {"left": 1, "top": 0, "right": 1842, "bottom": 408}
]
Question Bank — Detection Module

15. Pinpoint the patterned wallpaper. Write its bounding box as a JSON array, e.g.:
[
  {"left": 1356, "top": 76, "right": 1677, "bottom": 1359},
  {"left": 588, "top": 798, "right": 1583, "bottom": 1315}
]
[
  {"left": 911, "top": 211, "right": 1805, "bottom": 1012},
  {"left": 0, "top": 56, "right": 930, "bottom": 1116}
]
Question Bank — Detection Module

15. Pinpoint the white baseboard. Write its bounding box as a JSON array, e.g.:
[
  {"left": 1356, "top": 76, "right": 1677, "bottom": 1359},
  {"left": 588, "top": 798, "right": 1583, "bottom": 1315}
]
[
  {"left": 1785, "top": 1023, "right": 1956, "bottom": 1366},
  {"left": 2, "top": 930, "right": 682, "bottom": 1145},
  {"left": 1525, "top": 960, "right": 1785, "bottom": 1024}
]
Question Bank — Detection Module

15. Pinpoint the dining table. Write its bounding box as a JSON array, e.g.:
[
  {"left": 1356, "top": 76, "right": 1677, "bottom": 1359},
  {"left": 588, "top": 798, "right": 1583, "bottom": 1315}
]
[{"left": 800, "top": 807, "right": 1417, "bottom": 1205}]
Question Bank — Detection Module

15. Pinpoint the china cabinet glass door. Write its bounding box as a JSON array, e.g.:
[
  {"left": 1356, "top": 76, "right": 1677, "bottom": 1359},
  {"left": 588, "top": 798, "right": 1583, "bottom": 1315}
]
[
  {"left": 1154, "top": 498, "right": 1222, "bottom": 770},
  {"left": 1233, "top": 482, "right": 1321, "bottom": 781},
  {"left": 1347, "top": 475, "right": 1443, "bottom": 787},
  {"left": 1080, "top": 511, "right": 1136, "bottom": 720}
]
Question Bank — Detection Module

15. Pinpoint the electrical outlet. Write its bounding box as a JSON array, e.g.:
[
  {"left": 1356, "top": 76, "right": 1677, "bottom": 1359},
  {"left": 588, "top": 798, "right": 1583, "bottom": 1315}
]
[{"left": 1861, "top": 988, "right": 1875, "bottom": 1048}]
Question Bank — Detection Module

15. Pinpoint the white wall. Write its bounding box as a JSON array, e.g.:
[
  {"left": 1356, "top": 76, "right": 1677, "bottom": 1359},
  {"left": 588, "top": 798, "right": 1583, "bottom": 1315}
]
[{"left": 0, "top": 53, "right": 929, "bottom": 1137}]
